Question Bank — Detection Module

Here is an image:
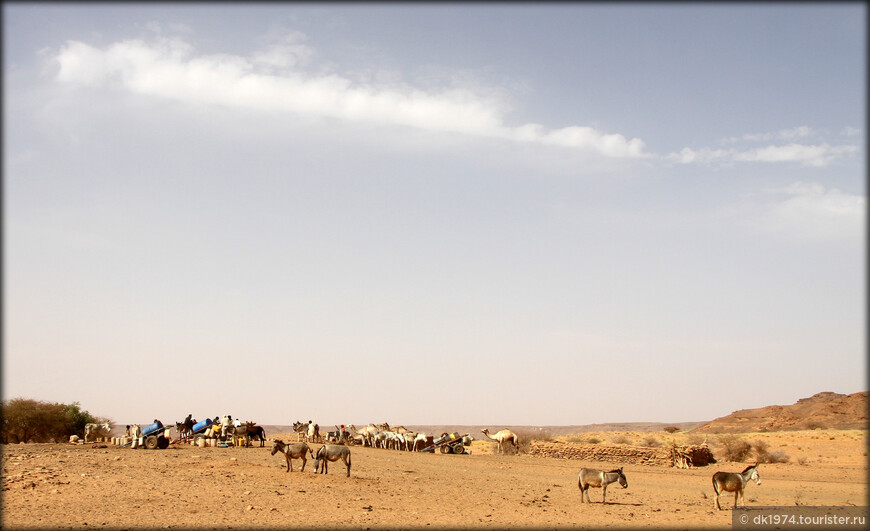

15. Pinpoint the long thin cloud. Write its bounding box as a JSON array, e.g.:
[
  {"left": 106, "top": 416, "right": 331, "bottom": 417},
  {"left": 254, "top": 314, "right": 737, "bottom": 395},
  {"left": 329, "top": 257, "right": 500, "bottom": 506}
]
[
  {"left": 53, "top": 36, "right": 648, "bottom": 159},
  {"left": 668, "top": 143, "right": 859, "bottom": 167}
]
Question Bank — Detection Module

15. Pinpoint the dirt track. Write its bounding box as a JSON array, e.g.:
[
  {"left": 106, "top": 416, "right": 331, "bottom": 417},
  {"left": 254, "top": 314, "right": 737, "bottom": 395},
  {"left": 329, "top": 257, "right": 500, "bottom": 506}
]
[{"left": 3, "top": 432, "right": 866, "bottom": 529}]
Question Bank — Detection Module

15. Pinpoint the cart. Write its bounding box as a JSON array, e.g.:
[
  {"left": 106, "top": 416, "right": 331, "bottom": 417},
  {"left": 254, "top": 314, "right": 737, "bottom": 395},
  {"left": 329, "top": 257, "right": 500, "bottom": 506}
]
[
  {"left": 188, "top": 418, "right": 214, "bottom": 444},
  {"left": 123, "top": 420, "right": 171, "bottom": 450},
  {"left": 420, "top": 432, "right": 471, "bottom": 454}
]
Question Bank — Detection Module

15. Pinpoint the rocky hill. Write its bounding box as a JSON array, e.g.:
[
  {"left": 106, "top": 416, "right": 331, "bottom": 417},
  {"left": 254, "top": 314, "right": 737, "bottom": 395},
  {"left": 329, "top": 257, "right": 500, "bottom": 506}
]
[{"left": 693, "top": 391, "right": 867, "bottom": 433}]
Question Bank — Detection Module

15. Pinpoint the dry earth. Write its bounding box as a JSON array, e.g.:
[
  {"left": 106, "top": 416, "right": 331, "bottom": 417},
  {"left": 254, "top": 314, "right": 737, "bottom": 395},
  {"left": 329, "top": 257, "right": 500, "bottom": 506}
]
[{"left": 2, "top": 429, "right": 866, "bottom": 529}]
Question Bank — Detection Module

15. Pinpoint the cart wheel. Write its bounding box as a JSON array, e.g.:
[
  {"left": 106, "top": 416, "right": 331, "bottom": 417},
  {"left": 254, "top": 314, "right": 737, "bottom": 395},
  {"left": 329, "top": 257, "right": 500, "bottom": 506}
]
[
  {"left": 157, "top": 436, "right": 170, "bottom": 449},
  {"left": 145, "top": 436, "right": 159, "bottom": 450},
  {"left": 440, "top": 445, "right": 452, "bottom": 454},
  {"left": 452, "top": 444, "right": 465, "bottom": 454},
  {"left": 193, "top": 434, "right": 204, "bottom": 444}
]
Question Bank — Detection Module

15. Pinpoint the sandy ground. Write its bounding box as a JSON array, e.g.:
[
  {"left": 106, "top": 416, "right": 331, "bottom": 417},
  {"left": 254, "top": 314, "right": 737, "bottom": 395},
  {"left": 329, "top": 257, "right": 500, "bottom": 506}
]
[{"left": 2, "top": 430, "right": 866, "bottom": 529}]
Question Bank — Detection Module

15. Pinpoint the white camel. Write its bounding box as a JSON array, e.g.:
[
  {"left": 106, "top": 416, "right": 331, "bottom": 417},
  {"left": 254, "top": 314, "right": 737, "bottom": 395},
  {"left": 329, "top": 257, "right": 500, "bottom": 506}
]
[
  {"left": 481, "top": 428, "right": 519, "bottom": 455},
  {"left": 348, "top": 424, "right": 380, "bottom": 447}
]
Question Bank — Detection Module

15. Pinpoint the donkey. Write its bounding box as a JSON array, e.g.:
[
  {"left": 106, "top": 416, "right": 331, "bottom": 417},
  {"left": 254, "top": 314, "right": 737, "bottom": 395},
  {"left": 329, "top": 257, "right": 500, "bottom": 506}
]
[
  {"left": 244, "top": 422, "right": 267, "bottom": 447},
  {"left": 578, "top": 467, "right": 628, "bottom": 504},
  {"left": 175, "top": 422, "right": 191, "bottom": 440},
  {"left": 313, "top": 444, "right": 352, "bottom": 477},
  {"left": 271, "top": 439, "right": 314, "bottom": 472},
  {"left": 230, "top": 425, "right": 251, "bottom": 447},
  {"left": 712, "top": 463, "right": 761, "bottom": 510},
  {"left": 83, "top": 421, "right": 111, "bottom": 443},
  {"left": 292, "top": 421, "right": 307, "bottom": 442}
]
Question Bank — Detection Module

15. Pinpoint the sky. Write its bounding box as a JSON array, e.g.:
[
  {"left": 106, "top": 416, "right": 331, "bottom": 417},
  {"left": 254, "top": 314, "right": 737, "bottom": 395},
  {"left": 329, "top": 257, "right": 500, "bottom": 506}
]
[{"left": 3, "top": 3, "right": 866, "bottom": 427}]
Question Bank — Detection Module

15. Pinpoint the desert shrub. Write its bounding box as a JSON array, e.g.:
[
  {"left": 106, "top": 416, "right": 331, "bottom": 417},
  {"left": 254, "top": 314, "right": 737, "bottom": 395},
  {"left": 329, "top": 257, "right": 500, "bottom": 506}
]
[
  {"left": 513, "top": 428, "right": 552, "bottom": 454},
  {"left": 663, "top": 426, "right": 681, "bottom": 434},
  {"left": 752, "top": 440, "right": 790, "bottom": 463},
  {"left": 586, "top": 437, "right": 601, "bottom": 444},
  {"left": 685, "top": 433, "right": 706, "bottom": 446},
  {"left": 717, "top": 434, "right": 752, "bottom": 462},
  {"left": 610, "top": 434, "right": 631, "bottom": 445},
  {"left": 1, "top": 398, "right": 105, "bottom": 443},
  {"left": 765, "top": 450, "right": 790, "bottom": 463},
  {"left": 797, "top": 456, "right": 808, "bottom": 465},
  {"left": 641, "top": 436, "right": 662, "bottom": 447},
  {"left": 566, "top": 435, "right": 585, "bottom": 444}
]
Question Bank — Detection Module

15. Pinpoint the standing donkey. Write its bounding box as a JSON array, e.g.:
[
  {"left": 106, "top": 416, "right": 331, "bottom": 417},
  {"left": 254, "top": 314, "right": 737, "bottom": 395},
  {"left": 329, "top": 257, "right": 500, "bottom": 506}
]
[
  {"left": 712, "top": 463, "right": 761, "bottom": 510},
  {"left": 271, "top": 439, "right": 315, "bottom": 472},
  {"left": 313, "top": 444, "right": 352, "bottom": 477},
  {"left": 578, "top": 467, "right": 628, "bottom": 504}
]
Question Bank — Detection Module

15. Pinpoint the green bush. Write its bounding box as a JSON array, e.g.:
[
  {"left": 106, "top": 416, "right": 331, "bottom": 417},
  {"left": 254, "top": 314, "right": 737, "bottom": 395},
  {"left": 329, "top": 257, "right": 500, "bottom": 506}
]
[{"left": 1, "top": 398, "right": 106, "bottom": 443}]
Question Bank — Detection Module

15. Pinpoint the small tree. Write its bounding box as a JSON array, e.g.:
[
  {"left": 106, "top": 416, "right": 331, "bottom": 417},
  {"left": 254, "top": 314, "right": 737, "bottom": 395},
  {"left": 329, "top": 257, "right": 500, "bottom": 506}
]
[
  {"left": 63, "top": 402, "right": 100, "bottom": 437},
  {"left": 663, "top": 426, "right": 681, "bottom": 434}
]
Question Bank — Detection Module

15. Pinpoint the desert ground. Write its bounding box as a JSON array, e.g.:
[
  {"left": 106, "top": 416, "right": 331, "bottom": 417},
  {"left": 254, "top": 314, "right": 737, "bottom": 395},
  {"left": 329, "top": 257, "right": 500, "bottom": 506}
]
[{"left": 2, "top": 429, "right": 866, "bottom": 529}]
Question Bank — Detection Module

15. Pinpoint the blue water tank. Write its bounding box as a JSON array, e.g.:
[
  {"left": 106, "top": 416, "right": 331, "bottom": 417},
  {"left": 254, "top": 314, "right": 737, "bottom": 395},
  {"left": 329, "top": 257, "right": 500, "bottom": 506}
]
[
  {"left": 191, "top": 418, "right": 213, "bottom": 433},
  {"left": 142, "top": 421, "right": 164, "bottom": 437}
]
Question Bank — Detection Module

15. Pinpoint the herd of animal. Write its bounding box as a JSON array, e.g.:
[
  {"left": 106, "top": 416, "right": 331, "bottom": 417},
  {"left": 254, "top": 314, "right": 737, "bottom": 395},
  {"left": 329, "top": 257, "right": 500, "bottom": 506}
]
[
  {"left": 287, "top": 422, "right": 521, "bottom": 455},
  {"left": 272, "top": 421, "right": 761, "bottom": 510},
  {"left": 84, "top": 419, "right": 762, "bottom": 510}
]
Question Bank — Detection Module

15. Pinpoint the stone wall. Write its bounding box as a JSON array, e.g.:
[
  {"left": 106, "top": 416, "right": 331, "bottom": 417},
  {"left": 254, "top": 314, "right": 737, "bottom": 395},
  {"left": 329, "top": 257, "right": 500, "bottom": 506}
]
[{"left": 529, "top": 441, "right": 673, "bottom": 466}]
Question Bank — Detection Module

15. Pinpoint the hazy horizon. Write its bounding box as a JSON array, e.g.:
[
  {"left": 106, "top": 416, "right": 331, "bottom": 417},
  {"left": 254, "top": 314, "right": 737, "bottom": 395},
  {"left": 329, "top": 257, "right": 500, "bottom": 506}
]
[{"left": 4, "top": 3, "right": 865, "bottom": 427}]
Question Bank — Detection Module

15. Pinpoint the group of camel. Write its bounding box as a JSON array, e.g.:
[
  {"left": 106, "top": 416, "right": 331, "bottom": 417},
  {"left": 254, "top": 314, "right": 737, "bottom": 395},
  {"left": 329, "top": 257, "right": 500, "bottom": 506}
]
[{"left": 296, "top": 422, "right": 521, "bottom": 455}]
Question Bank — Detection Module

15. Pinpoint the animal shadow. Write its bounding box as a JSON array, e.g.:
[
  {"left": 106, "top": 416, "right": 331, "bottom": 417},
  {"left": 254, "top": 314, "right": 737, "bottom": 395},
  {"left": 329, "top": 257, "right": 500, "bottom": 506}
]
[{"left": 601, "top": 501, "right": 643, "bottom": 506}]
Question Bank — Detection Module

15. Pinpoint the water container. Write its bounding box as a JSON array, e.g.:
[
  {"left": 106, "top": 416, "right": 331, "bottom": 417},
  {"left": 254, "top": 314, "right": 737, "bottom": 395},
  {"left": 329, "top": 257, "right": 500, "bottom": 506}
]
[
  {"left": 191, "top": 418, "right": 212, "bottom": 434},
  {"left": 142, "top": 421, "right": 164, "bottom": 438}
]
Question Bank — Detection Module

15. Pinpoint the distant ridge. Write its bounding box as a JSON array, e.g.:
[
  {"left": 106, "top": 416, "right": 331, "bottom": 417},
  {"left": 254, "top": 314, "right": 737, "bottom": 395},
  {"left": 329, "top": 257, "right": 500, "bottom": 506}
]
[
  {"left": 261, "top": 421, "right": 706, "bottom": 439},
  {"left": 693, "top": 391, "right": 868, "bottom": 433}
]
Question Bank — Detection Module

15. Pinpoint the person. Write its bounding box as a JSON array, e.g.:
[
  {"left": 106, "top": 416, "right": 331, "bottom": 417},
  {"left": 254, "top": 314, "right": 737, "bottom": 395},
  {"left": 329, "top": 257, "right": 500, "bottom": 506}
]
[
  {"left": 339, "top": 424, "right": 346, "bottom": 444},
  {"left": 233, "top": 417, "right": 241, "bottom": 428},
  {"left": 221, "top": 415, "right": 232, "bottom": 438}
]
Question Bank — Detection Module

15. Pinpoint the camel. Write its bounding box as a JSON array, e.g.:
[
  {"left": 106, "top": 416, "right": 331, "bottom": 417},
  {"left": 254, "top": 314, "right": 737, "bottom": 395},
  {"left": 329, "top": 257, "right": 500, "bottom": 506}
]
[
  {"left": 348, "top": 424, "right": 380, "bottom": 447},
  {"left": 481, "top": 428, "right": 519, "bottom": 455}
]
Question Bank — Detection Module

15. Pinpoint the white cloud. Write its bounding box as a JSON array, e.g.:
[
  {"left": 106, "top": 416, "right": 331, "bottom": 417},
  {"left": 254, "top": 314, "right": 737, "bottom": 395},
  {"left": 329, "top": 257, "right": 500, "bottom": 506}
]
[
  {"left": 734, "top": 143, "right": 859, "bottom": 167},
  {"left": 762, "top": 182, "right": 866, "bottom": 242},
  {"left": 666, "top": 146, "right": 731, "bottom": 165},
  {"left": 51, "top": 36, "right": 648, "bottom": 159},
  {"left": 778, "top": 126, "right": 812, "bottom": 140},
  {"left": 737, "top": 126, "right": 814, "bottom": 143},
  {"left": 668, "top": 142, "right": 859, "bottom": 167}
]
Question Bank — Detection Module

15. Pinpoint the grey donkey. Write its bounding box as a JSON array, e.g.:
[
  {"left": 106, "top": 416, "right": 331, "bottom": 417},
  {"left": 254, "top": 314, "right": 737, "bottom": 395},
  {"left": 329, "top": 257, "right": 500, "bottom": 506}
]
[
  {"left": 313, "top": 444, "right": 352, "bottom": 477},
  {"left": 271, "top": 439, "right": 315, "bottom": 472}
]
